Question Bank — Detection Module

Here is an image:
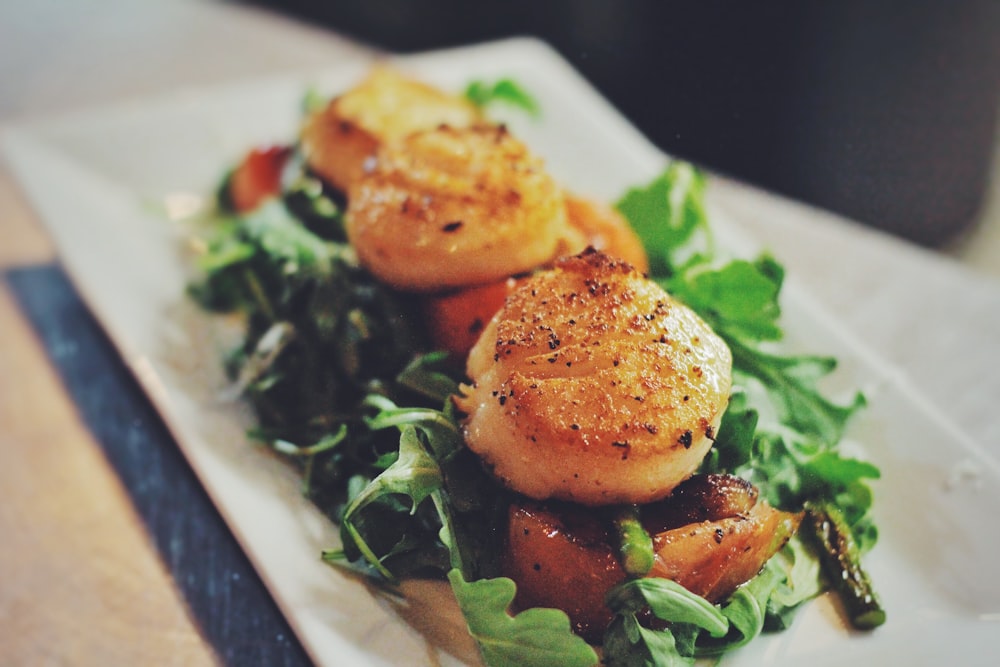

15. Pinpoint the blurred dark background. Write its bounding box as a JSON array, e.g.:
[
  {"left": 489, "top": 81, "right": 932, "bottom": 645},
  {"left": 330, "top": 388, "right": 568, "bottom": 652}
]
[{"left": 254, "top": 0, "right": 1000, "bottom": 247}]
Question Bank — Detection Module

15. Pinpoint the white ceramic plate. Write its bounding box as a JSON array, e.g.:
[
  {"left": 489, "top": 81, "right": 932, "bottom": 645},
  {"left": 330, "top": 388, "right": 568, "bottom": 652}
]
[{"left": 4, "top": 38, "right": 999, "bottom": 667}]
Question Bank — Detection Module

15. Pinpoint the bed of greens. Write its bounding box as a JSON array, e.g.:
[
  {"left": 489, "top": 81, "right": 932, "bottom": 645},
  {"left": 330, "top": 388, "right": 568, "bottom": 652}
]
[{"left": 187, "top": 80, "right": 883, "bottom": 666}]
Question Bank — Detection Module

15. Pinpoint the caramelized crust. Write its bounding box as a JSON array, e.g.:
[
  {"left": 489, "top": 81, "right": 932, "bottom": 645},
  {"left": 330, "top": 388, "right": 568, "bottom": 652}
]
[
  {"left": 649, "top": 500, "right": 802, "bottom": 602},
  {"left": 346, "top": 124, "right": 581, "bottom": 292},
  {"left": 457, "top": 250, "right": 732, "bottom": 505},
  {"left": 300, "top": 67, "right": 482, "bottom": 192}
]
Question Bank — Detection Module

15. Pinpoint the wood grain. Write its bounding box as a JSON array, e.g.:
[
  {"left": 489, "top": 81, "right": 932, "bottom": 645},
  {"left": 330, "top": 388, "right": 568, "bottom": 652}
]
[
  {"left": 0, "top": 285, "right": 218, "bottom": 666},
  {"left": 0, "top": 162, "right": 55, "bottom": 270}
]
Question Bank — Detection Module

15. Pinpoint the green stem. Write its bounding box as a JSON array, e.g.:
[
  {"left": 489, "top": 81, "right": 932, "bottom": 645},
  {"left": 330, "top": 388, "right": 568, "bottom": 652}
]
[
  {"left": 804, "top": 501, "right": 886, "bottom": 630},
  {"left": 242, "top": 266, "right": 275, "bottom": 320},
  {"left": 613, "top": 505, "right": 655, "bottom": 577}
]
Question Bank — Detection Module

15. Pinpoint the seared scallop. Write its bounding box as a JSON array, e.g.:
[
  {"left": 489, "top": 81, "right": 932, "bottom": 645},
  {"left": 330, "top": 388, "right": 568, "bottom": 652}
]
[
  {"left": 346, "top": 124, "right": 583, "bottom": 292},
  {"left": 456, "top": 249, "right": 732, "bottom": 506},
  {"left": 300, "top": 67, "right": 483, "bottom": 192}
]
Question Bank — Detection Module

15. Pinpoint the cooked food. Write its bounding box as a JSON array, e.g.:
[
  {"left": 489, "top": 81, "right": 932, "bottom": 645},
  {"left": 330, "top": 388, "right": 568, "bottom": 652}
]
[
  {"left": 564, "top": 194, "right": 649, "bottom": 273},
  {"left": 647, "top": 490, "right": 801, "bottom": 603},
  {"left": 456, "top": 249, "right": 733, "bottom": 506},
  {"left": 503, "top": 474, "right": 801, "bottom": 641},
  {"left": 300, "top": 66, "right": 483, "bottom": 192},
  {"left": 420, "top": 276, "right": 525, "bottom": 362},
  {"left": 418, "top": 194, "right": 649, "bottom": 361},
  {"left": 346, "top": 124, "right": 583, "bottom": 291},
  {"left": 192, "top": 65, "right": 882, "bottom": 667},
  {"left": 228, "top": 146, "right": 289, "bottom": 213}
]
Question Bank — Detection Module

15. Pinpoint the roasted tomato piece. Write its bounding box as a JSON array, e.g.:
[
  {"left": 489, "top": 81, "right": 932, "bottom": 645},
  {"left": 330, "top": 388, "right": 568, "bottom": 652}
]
[
  {"left": 641, "top": 473, "right": 759, "bottom": 529},
  {"left": 228, "top": 145, "right": 291, "bottom": 213},
  {"left": 648, "top": 500, "right": 802, "bottom": 603},
  {"left": 502, "top": 501, "right": 625, "bottom": 642},
  {"left": 502, "top": 475, "right": 801, "bottom": 643},
  {"left": 564, "top": 194, "right": 648, "bottom": 273},
  {"left": 421, "top": 276, "right": 523, "bottom": 362}
]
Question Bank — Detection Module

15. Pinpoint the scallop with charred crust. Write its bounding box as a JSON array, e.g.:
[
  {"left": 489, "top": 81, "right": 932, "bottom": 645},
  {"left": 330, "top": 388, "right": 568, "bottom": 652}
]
[
  {"left": 456, "top": 250, "right": 733, "bottom": 505},
  {"left": 300, "top": 67, "right": 483, "bottom": 192},
  {"left": 346, "top": 124, "right": 581, "bottom": 292}
]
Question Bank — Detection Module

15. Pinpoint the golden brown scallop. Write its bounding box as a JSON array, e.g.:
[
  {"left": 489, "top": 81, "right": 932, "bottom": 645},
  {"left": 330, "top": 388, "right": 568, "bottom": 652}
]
[
  {"left": 346, "top": 124, "right": 584, "bottom": 292},
  {"left": 300, "top": 67, "right": 483, "bottom": 192},
  {"left": 455, "top": 249, "right": 732, "bottom": 506}
]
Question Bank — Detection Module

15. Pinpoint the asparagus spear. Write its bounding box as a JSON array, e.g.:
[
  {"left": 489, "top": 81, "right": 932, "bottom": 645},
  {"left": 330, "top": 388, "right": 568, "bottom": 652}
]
[
  {"left": 614, "top": 505, "right": 655, "bottom": 577},
  {"left": 804, "top": 501, "right": 886, "bottom": 630}
]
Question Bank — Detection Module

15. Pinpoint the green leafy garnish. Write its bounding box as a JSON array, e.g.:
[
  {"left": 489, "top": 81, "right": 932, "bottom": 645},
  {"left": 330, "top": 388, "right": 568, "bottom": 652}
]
[
  {"left": 697, "top": 559, "right": 786, "bottom": 655},
  {"left": 340, "top": 425, "right": 444, "bottom": 580},
  {"left": 335, "top": 395, "right": 592, "bottom": 664},
  {"left": 627, "top": 201, "right": 865, "bottom": 451},
  {"left": 616, "top": 161, "right": 712, "bottom": 277},
  {"left": 603, "top": 578, "right": 728, "bottom": 665},
  {"left": 449, "top": 571, "right": 598, "bottom": 667},
  {"left": 607, "top": 578, "right": 729, "bottom": 638},
  {"left": 464, "top": 78, "right": 541, "bottom": 117},
  {"left": 614, "top": 162, "right": 872, "bottom": 504},
  {"left": 704, "top": 392, "right": 880, "bottom": 541},
  {"left": 665, "top": 256, "right": 784, "bottom": 342}
]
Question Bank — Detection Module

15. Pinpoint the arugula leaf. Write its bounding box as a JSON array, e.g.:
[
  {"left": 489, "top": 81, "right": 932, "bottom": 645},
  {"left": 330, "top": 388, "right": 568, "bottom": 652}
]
[
  {"left": 464, "top": 79, "right": 541, "bottom": 117},
  {"left": 240, "top": 200, "right": 335, "bottom": 275},
  {"left": 606, "top": 578, "right": 728, "bottom": 639},
  {"left": 267, "top": 425, "right": 348, "bottom": 494},
  {"left": 448, "top": 570, "right": 598, "bottom": 667},
  {"left": 700, "top": 391, "right": 758, "bottom": 472},
  {"left": 188, "top": 200, "right": 336, "bottom": 317},
  {"left": 601, "top": 560, "right": 805, "bottom": 663},
  {"left": 764, "top": 537, "right": 825, "bottom": 631},
  {"left": 615, "top": 162, "right": 712, "bottom": 277},
  {"left": 342, "top": 426, "right": 443, "bottom": 518},
  {"left": 704, "top": 392, "right": 878, "bottom": 526},
  {"left": 729, "top": 338, "right": 866, "bottom": 447},
  {"left": 654, "top": 251, "right": 864, "bottom": 450},
  {"left": 615, "top": 162, "right": 867, "bottom": 453},
  {"left": 396, "top": 351, "right": 463, "bottom": 403},
  {"left": 280, "top": 152, "right": 348, "bottom": 242},
  {"left": 366, "top": 414, "right": 462, "bottom": 469},
  {"left": 664, "top": 256, "right": 784, "bottom": 342},
  {"left": 343, "top": 397, "right": 591, "bottom": 665},
  {"left": 696, "top": 560, "right": 785, "bottom": 656},
  {"left": 602, "top": 578, "right": 728, "bottom": 666},
  {"left": 340, "top": 425, "right": 444, "bottom": 579},
  {"left": 603, "top": 614, "right": 693, "bottom": 667}
]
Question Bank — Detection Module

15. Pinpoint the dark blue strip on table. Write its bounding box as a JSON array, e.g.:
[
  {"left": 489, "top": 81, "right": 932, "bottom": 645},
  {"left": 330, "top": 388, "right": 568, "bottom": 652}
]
[{"left": 5, "top": 265, "right": 313, "bottom": 667}]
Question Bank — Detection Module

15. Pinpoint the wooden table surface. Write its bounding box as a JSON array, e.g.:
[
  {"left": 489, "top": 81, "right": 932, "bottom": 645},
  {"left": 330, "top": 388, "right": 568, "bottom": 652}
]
[
  {"left": 2, "top": 2, "right": 999, "bottom": 666},
  {"left": 0, "top": 3, "right": 370, "bottom": 664},
  {"left": 0, "top": 163, "right": 221, "bottom": 664}
]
